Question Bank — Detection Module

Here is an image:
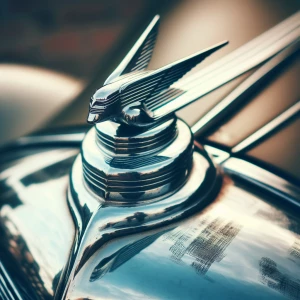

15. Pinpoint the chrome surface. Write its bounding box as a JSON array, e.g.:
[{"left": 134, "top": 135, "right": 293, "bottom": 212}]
[
  {"left": 0, "top": 126, "right": 89, "bottom": 155},
  {"left": 232, "top": 101, "right": 299, "bottom": 153},
  {"left": 63, "top": 176, "right": 300, "bottom": 300},
  {"left": 80, "top": 15, "right": 224, "bottom": 203},
  {"left": 203, "top": 142, "right": 300, "bottom": 206},
  {"left": 0, "top": 149, "right": 77, "bottom": 299},
  {"left": 65, "top": 13, "right": 300, "bottom": 299},
  {"left": 191, "top": 41, "right": 300, "bottom": 136},
  {"left": 0, "top": 12, "right": 300, "bottom": 300},
  {"left": 63, "top": 146, "right": 220, "bottom": 299},
  {"left": 87, "top": 15, "right": 227, "bottom": 126},
  {"left": 1, "top": 135, "right": 299, "bottom": 299},
  {"left": 103, "top": 15, "right": 160, "bottom": 87},
  {"left": 81, "top": 117, "right": 195, "bottom": 202},
  {"left": 223, "top": 158, "right": 300, "bottom": 207},
  {"left": 0, "top": 262, "right": 22, "bottom": 300},
  {"left": 64, "top": 15, "right": 228, "bottom": 298},
  {"left": 180, "top": 12, "right": 299, "bottom": 91},
  {"left": 169, "top": 11, "right": 300, "bottom": 121}
]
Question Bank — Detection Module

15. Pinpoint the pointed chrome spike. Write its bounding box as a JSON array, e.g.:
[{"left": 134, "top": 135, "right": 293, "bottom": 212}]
[{"left": 104, "top": 15, "right": 160, "bottom": 85}]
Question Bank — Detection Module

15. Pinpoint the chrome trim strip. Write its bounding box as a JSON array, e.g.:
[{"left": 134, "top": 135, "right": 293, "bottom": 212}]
[
  {"left": 191, "top": 41, "right": 300, "bottom": 135},
  {"left": 155, "top": 12, "right": 300, "bottom": 118},
  {"left": 0, "top": 132, "right": 87, "bottom": 154},
  {"left": 232, "top": 101, "right": 300, "bottom": 153},
  {"left": 180, "top": 12, "right": 300, "bottom": 88},
  {"left": 0, "top": 262, "right": 22, "bottom": 300},
  {"left": 17, "top": 133, "right": 86, "bottom": 145},
  {"left": 223, "top": 158, "right": 300, "bottom": 207}
]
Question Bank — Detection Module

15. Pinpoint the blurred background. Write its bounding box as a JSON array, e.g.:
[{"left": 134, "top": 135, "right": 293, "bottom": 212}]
[{"left": 0, "top": 0, "right": 299, "bottom": 180}]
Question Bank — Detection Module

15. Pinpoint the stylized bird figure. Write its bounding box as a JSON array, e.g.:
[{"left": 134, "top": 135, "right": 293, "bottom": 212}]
[{"left": 87, "top": 15, "right": 227, "bottom": 126}]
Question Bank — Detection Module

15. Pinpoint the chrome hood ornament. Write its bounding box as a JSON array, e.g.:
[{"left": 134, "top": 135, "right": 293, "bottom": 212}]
[
  {"left": 77, "top": 15, "right": 228, "bottom": 203},
  {"left": 64, "top": 16, "right": 227, "bottom": 298},
  {"left": 87, "top": 15, "right": 227, "bottom": 126},
  {"left": 0, "top": 13, "right": 299, "bottom": 300},
  {"left": 61, "top": 13, "right": 300, "bottom": 299}
]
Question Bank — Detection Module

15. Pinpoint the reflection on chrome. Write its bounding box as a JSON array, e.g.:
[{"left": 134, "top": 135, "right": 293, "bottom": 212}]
[
  {"left": 259, "top": 257, "right": 300, "bottom": 299},
  {"left": 63, "top": 15, "right": 230, "bottom": 298},
  {"left": 0, "top": 11, "right": 299, "bottom": 300},
  {"left": 0, "top": 149, "right": 77, "bottom": 299},
  {"left": 87, "top": 15, "right": 227, "bottom": 125},
  {"left": 64, "top": 178, "right": 300, "bottom": 299},
  {"left": 223, "top": 158, "right": 300, "bottom": 206},
  {"left": 191, "top": 42, "right": 300, "bottom": 136}
]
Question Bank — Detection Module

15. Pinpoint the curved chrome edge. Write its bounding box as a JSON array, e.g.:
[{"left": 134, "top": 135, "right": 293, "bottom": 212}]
[
  {"left": 203, "top": 145, "right": 300, "bottom": 206},
  {"left": 222, "top": 157, "right": 300, "bottom": 207},
  {"left": 0, "top": 148, "right": 79, "bottom": 300},
  {"left": 57, "top": 149, "right": 221, "bottom": 299},
  {"left": 0, "top": 262, "right": 22, "bottom": 300},
  {"left": 0, "top": 127, "right": 89, "bottom": 155},
  {"left": 157, "top": 12, "right": 300, "bottom": 118}
]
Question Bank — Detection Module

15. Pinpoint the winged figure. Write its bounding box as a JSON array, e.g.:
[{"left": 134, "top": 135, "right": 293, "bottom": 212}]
[{"left": 87, "top": 15, "right": 227, "bottom": 126}]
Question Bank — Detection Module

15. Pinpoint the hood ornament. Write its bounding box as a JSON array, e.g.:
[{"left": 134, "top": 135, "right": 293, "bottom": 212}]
[
  {"left": 72, "top": 15, "right": 227, "bottom": 203},
  {"left": 74, "top": 15, "right": 227, "bottom": 202},
  {"left": 64, "top": 16, "right": 226, "bottom": 297},
  {"left": 70, "top": 15, "right": 227, "bottom": 203},
  {"left": 87, "top": 15, "right": 227, "bottom": 127}
]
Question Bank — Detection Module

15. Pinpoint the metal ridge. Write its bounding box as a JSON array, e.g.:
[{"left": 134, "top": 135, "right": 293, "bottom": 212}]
[
  {"left": 223, "top": 157, "right": 300, "bottom": 207},
  {"left": 192, "top": 40, "right": 300, "bottom": 135},
  {"left": 232, "top": 101, "right": 299, "bottom": 153},
  {"left": 80, "top": 119, "right": 194, "bottom": 202},
  {"left": 155, "top": 12, "right": 300, "bottom": 118},
  {"left": 62, "top": 149, "right": 220, "bottom": 299}
]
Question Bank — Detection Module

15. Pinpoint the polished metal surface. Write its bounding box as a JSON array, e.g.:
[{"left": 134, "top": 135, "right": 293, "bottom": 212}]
[
  {"left": 1, "top": 11, "right": 300, "bottom": 300},
  {"left": 223, "top": 158, "right": 300, "bottom": 207},
  {"left": 86, "top": 12, "right": 300, "bottom": 127},
  {"left": 202, "top": 141, "right": 300, "bottom": 207},
  {"left": 65, "top": 13, "right": 300, "bottom": 299},
  {"left": 0, "top": 262, "right": 22, "bottom": 300},
  {"left": 64, "top": 15, "right": 227, "bottom": 297},
  {"left": 95, "top": 117, "right": 177, "bottom": 154},
  {"left": 158, "top": 11, "right": 300, "bottom": 120},
  {"left": 203, "top": 144, "right": 230, "bottom": 164},
  {"left": 191, "top": 41, "right": 300, "bottom": 136},
  {"left": 87, "top": 15, "right": 227, "bottom": 126},
  {"left": 1, "top": 134, "right": 299, "bottom": 299},
  {"left": 0, "top": 126, "right": 89, "bottom": 154},
  {"left": 81, "top": 117, "right": 195, "bottom": 202},
  {"left": 75, "top": 15, "right": 225, "bottom": 206},
  {"left": 81, "top": 15, "right": 226, "bottom": 204},
  {"left": 232, "top": 101, "right": 299, "bottom": 153},
  {"left": 63, "top": 146, "right": 220, "bottom": 299},
  {"left": 62, "top": 175, "right": 300, "bottom": 300},
  {"left": 141, "top": 12, "right": 300, "bottom": 127},
  {"left": 0, "top": 148, "right": 77, "bottom": 299}
]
